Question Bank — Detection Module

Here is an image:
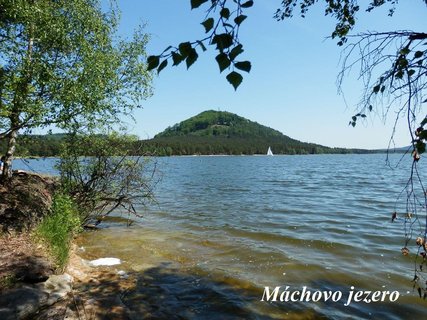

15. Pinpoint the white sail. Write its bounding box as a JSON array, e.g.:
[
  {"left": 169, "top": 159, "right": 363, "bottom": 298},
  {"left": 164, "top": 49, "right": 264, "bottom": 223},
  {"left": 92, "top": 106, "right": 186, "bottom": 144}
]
[{"left": 267, "top": 147, "right": 273, "bottom": 156}]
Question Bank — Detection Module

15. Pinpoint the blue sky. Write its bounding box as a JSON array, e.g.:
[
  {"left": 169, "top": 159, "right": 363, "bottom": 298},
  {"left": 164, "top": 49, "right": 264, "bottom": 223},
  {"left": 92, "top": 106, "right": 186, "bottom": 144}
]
[{"left": 110, "top": 1, "right": 426, "bottom": 149}]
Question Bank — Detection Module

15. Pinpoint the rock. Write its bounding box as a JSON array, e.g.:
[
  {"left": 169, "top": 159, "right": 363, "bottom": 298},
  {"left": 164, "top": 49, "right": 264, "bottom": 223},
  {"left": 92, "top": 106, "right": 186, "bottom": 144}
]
[
  {"left": 117, "top": 270, "right": 129, "bottom": 279},
  {"left": 83, "top": 224, "right": 99, "bottom": 230},
  {"left": 15, "top": 256, "right": 54, "bottom": 284},
  {"left": 43, "top": 274, "right": 73, "bottom": 305},
  {"left": 44, "top": 273, "right": 73, "bottom": 290},
  {"left": 0, "top": 274, "right": 73, "bottom": 319},
  {"left": 0, "top": 308, "right": 15, "bottom": 320},
  {"left": 0, "top": 286, "right": 49, "bottom": 319},
  {"left": 33, "top": 299, "right": 70, "bottom": 320}
]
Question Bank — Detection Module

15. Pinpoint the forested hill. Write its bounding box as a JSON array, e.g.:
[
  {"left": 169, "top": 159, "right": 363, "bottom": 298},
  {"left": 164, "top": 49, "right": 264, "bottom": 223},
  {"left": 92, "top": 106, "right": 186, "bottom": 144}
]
[
  {"left": 1, "top": 111, "right": 386, "bottom": 157},
  {"left": 0, "top": 133, "right": 66, "bottom": 157},
  {"left": 155, "top": 110, "right": 287, "bottom": 139},
  {"left": 141, "top": 110, "right": 369, "bottom": 155}
]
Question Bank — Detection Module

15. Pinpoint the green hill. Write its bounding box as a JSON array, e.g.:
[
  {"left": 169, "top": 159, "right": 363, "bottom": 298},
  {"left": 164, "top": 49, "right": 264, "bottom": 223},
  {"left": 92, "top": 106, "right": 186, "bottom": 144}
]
[
  {"left": 1, "top": 111, "right": 384, "bottom": 157},
  {"left": 141, "top": 110, "right": 360, "bottom": 155},
  {"left": 155, "top": 110, "right": 285, "bottom": 139}
]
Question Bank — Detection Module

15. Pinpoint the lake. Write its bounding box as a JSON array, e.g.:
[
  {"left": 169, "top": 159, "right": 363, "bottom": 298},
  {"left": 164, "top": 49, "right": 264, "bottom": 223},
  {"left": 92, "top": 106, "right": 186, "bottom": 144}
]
[{"left": 18, "top": 154, "right": 427, "bottom": 319}]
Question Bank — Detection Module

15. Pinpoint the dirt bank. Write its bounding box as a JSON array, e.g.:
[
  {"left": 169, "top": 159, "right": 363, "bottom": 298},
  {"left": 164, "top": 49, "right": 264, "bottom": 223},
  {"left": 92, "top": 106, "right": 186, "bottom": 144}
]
[
  {"left": 0, "top": 171, "right": 57, "bottom": 233},
  {"left": 0, "top": 172, "right": 57, "bottom": 292}
]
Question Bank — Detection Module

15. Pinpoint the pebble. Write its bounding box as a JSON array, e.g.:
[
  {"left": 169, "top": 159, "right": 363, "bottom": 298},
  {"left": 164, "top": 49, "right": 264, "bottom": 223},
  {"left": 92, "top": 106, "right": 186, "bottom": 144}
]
[{"left": 117, "top": 270, "right": 129, "bottom": 279}]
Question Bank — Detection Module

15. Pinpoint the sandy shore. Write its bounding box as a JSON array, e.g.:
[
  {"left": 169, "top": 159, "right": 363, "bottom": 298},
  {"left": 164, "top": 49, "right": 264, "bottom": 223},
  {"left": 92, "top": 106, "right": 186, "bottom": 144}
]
[
  {"left": 0, "top": 237, "right": 138, "bottom": 320},
  {"left": 44, "top": 246, "right": 138, "bottom": 320}
]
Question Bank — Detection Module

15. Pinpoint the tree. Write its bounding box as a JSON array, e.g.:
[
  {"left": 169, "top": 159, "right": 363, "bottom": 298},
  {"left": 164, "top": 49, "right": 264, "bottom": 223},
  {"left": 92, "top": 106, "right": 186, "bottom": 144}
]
[
  {"left": 57, "top": 132, "right": 158, "bottom": 226},
  {"left": 149, "top": 0, "right": 427, "bottom": 296},
  {"left": 0, "top": 0, "right": 152, "bottom": 180}
]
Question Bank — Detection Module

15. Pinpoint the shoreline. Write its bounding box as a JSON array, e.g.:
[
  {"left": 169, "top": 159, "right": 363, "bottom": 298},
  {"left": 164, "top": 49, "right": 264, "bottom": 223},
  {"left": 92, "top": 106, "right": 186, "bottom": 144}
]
[
  {"left": 61, "top": 244, "right": 137, "bottom": 319},
  {"left": 0, "top": 236, "right": 138, "bottom": 319},
  {"left": 14, "top": 150, "right": 402, "bottom": 160}
]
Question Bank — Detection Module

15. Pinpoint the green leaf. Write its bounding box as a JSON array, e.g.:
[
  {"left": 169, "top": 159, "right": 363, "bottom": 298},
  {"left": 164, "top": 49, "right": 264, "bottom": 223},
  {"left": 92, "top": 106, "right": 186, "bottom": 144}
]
[
  {"left": 201, "top": 18, "right": 214, "bottom": 33},
  {"left": 147, "top": 55, "right": 159, "bottom": 70},
  {"left": 234, "top": 61, "right": 251, "bottom": 73},
  {"left": 416, "top": 140, "right": 426, "bottom": 154},
  {"left": 368, "top": 105, "right": 373, "bottom": 112},
  {"left": 414, "top": 51, "right": 423, "bottom": 58},
  {"left": 226, "top": 71, "right": 243, "bottom": 90},
  {"left": 179, "top": 42, "right": 192, "bottom": 57},
  {"left": 419, "top": 130, "right": 427, "bottom": 140},
  {"left": 215, "top": 53, "right": 231, "bottom": 72},
  {"left": 408, "top": 69, "right": 415, "bottom": 77},
  {"left": 421, "top": 117, "right": 427, "bottom": 126},
  {"left": 229, "top": 44, "right": 244, "bottom": 61},
  {"left": 172, "top": 52, "right": 184, "bottom": 66},
  {"left": 186, "top": 48, "right": 198, "bottom": 69},
  {"left": 400, "top": 47, "right": 410, "bottom": 55},
  {"left": 241, "top": 0, "right": 254, "bottom": 8},
  {"left": 234, "top": 15, "right": 247, "bottom": 26},
  {"left": 415, "top": 127, "right": 427, "bottom": 140},
  {"left": 161, "top": 45, "right": 173, "bottom": 54},
  {"left": 157, "top": 59, "right": 168, "bottom": 73},
  {"left": 220, "top": 8, "right": 230, "bottom": 19},
  {"left": 191, "top": 0, "right": 208, "bottom": 9},
  {"left": 398, "top": 57, "right": 408, "bottom": 68},
  {"left": 212, "top": 33, "right": 234, "bottom": 51},
  {"left": 373, "top": 84, "right": 380, "bottom": 93}
]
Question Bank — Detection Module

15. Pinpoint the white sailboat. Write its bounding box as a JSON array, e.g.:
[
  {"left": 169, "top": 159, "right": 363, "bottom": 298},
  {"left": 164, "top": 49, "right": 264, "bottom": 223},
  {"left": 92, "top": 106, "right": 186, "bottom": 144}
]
[{"left": 267, "top": 146, "right": 273, "bottom": 156}]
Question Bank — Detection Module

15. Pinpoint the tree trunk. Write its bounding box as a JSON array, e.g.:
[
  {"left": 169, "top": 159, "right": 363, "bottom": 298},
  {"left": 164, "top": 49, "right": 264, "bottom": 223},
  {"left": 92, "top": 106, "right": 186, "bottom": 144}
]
[{"left": 2, "top": 128, "right": 18, "bottom": 181}]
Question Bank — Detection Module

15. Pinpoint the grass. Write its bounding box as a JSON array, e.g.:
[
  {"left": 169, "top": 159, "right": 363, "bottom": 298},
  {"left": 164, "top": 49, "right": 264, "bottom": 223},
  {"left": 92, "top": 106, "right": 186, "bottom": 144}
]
[{"left": 36, "top": 193, "right": 81, "bottom": 270}]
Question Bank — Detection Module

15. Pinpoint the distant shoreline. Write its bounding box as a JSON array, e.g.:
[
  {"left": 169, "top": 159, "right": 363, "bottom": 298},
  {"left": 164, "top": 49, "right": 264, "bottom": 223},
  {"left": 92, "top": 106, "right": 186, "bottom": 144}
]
[{"left": 15, "top": 151, "right": 407, "bottom": 159}]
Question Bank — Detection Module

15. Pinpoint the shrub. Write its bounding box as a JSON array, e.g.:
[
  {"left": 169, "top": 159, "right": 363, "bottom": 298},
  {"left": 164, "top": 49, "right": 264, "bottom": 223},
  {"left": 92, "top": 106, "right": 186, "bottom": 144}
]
[
  {"left": 57, "top": 132, "right": 157, "bottom": 225},
  {"left": 36, "top": 193, "right": 81, "bottom": 270}
]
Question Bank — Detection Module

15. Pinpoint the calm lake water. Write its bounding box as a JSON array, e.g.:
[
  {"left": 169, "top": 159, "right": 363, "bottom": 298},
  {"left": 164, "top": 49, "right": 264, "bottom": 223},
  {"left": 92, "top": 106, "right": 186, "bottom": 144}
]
[{"left": 20, "top": 154, "right": 427, "bottom": 319}]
